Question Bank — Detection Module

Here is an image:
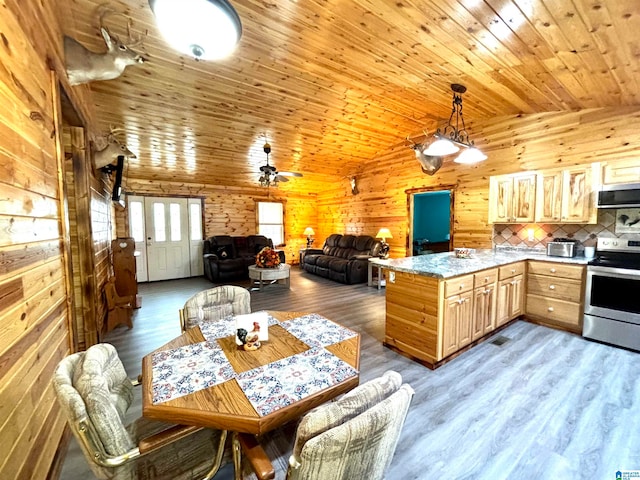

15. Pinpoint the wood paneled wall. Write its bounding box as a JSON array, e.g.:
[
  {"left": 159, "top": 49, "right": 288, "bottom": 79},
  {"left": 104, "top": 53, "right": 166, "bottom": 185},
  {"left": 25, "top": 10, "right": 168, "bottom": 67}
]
[
  {"left": 0, "top": 1, "right": 113, "bottom": 479},
  {"left": 117, "top": 179, "right": 318, "bottom": 265},
  {"left": 317, "top": 107, "right": 640, "bottom": 258}
]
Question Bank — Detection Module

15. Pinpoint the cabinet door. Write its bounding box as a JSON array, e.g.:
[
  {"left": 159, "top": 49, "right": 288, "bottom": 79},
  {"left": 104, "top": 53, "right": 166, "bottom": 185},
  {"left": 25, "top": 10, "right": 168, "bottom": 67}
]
[
  {"left": 512, "top": 174, "right": 536, "bottom": 222},
  {"left": 457, "top": 291, "right": 473, "bottom": 348},
  {"left": 489, "top": 176, "right": 514, "bottom": 223},
  {"left": 509, "top": 274, "right": 524, "bottom": 319},
  {"left": 602, "top": 160, "right": 640, "bottom": 185},
  {"left": 472, "top": 285, "right": 496, "bottom": 341},
  {"left": 561, "top": 167, "right": 593, "bottom": 223},
  {"left": 443, "top": 295, "right": 461, "bottom": 357},
  {"left": 535, "top": 171, "right": 562, "bottom": 222},
  {"left": 496, "top": 279, "right": 512, "bottom": 327}
]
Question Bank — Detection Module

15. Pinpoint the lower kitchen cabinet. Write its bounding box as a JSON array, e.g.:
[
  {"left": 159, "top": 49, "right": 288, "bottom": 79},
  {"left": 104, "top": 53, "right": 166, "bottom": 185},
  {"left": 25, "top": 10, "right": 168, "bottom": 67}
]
[
  {"left": 525, "top": 260, "right": 585, "bottom": 333},
  {"left": 385, "top": 267, "right": 501, "bottom": 368},
  {"left": 442, "top": 290, "right": 473, "bottom": 358},
  {"left": 496, "top": 262, "right": 525, "bottom": 327}
]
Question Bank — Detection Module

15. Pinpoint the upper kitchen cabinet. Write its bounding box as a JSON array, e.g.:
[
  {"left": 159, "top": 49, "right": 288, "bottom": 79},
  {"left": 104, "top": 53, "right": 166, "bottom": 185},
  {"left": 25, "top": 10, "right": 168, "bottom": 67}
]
[
  {"left": 602, "top": 159, "right": 640, "bottom": 185},
  {"left": 535, "top": 164, "right": 599, "bottom": 224},
  {"left": 535, "top": 171, "right": 563, "bottom": 222},
  {"left": 489, "top": 174, "right": 536, "bottom": 223}
]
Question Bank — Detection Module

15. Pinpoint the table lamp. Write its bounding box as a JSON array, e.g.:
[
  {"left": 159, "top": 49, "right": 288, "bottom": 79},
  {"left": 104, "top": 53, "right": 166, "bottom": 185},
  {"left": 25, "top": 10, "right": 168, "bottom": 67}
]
[
  {"left": 376, "top": 228, "right": 392, "bottom": 258},
  {"left": 304, "top": 227, "right": 315, "bottom": 248}
]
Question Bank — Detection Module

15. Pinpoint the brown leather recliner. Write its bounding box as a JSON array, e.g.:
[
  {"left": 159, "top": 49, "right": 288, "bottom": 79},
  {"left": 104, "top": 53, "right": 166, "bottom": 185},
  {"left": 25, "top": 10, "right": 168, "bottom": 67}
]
[{"left": 301, "top": 234, "right": 381, "bottom": 284}]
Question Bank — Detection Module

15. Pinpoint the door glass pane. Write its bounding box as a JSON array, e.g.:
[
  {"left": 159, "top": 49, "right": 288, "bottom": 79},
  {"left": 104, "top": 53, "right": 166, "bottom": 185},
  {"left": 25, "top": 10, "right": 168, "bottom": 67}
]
[
  {"left": 129, "top": 201, "right": 144, "bottom": 242},
  {"left": 153, "top": 203, "right": 166, "bottom": 242},
  {"left": 190, "top": 203, "right": 202, "bottom": 241},
  {"left": 170, "top": 203, "right": 181, "bottom": 241}
]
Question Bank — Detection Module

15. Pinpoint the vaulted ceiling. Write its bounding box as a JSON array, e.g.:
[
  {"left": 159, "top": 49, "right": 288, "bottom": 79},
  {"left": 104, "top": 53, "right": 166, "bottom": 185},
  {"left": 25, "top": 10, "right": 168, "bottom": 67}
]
[{"left": 61, "top": 0, "right": 640, "bottom": 191}]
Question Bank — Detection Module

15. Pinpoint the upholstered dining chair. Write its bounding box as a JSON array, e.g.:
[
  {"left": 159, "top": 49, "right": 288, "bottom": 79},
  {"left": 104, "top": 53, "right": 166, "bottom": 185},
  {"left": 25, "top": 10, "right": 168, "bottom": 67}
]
[
  {"left": 241, "top": 370, "right": 414, "bottom": 480},
  {"left": 52, "top": 343, "right": 227, "bottom": 480},
  {"left": 179, "top": 285, "right": 251, "bottom": 332}
]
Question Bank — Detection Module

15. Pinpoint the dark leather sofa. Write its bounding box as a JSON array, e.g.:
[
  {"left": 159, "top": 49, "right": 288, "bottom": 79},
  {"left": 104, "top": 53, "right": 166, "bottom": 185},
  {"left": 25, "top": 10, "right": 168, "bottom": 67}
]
[
  {"left": 301, "top": 234, "right": 381, "bottom": 284},
  {"left": 203, "top": 235, "right": 283, "bottom": 282}
]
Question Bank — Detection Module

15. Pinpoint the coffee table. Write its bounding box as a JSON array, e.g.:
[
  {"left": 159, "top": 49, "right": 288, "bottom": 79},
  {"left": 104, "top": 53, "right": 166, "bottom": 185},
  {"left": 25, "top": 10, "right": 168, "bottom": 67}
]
[
  {"left": 248, "top": 264, "right": 291, "bottom": 290},
  {"left": 141, "top": 310, "right": 360, "bottom": 479}
]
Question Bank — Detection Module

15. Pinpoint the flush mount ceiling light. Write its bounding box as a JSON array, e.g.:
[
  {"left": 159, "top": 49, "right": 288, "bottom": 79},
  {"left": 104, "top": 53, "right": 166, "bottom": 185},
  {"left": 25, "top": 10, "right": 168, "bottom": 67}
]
[
  {"left": 148, "top": 0, "right": 242, "bottom": 60},
  {"left": 421, "top": 84, "right": 487, "bottom": 164}
]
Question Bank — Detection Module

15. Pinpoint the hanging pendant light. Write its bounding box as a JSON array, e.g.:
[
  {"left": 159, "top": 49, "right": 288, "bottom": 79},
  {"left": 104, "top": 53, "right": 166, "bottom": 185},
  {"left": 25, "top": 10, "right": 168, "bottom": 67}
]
[
  {"left": 415, "top": 84, "right": 486, "bottom": 166},
  {"left": 148, "top": 0, "right": 242, "bottom": 60}
]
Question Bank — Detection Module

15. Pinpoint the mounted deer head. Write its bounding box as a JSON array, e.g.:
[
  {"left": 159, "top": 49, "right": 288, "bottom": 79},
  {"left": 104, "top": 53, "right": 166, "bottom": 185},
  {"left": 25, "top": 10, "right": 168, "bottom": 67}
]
[
  {"left": 407, "top": 134, "right": 443, "bottom": 176},
  {"left": 64, "top": 4, "right": 146, "bottom": 86},
  {"left": 94, "top": 128, "right": 136, "bottom": 169}
]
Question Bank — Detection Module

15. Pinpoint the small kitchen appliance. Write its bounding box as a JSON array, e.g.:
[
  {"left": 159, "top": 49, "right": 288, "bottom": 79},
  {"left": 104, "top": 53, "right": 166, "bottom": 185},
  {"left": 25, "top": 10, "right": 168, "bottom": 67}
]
[{"left": 546, "top": 238, "right": 578, "bottom": 258}]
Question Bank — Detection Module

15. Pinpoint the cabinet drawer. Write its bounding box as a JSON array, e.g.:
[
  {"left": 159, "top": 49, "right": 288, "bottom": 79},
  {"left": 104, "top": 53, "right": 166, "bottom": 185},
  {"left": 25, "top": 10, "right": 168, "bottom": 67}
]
[
  {"left": 443, "top": 273, "right": 474, "bottom": 297},
  {"left": 498, "top": 262, "right": 525, "bottom": 280},
  {"left": 525, "top": 294, "right": 582, "bottom": 326},
  {"left": 526, "top": 274, "right": 583, "bottom": 303},
  {"left": 527, "top": 261, "right": 584, "bottom": 280},
  {"left": 474, "top": 268, "right": 498, "bottom": 288}
]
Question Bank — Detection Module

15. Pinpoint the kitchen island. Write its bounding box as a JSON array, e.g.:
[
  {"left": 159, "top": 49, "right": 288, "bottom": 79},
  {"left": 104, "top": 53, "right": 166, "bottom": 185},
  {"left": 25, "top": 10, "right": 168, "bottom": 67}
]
[{"left": 383, "top": 249, "right": 588, "bottom": 368}]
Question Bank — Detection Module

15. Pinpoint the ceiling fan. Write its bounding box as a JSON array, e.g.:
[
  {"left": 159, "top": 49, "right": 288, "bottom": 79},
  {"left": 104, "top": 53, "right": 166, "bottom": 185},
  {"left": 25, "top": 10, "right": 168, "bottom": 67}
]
[{"left": 258, "top": 142, "right": 302, "bottom": 187}]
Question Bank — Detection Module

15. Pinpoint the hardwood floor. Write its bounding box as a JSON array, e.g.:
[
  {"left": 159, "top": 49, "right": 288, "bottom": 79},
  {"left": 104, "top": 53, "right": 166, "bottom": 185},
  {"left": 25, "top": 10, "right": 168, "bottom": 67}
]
[{"left": 59, "top": 268, "right": 640, "bottom": 479}]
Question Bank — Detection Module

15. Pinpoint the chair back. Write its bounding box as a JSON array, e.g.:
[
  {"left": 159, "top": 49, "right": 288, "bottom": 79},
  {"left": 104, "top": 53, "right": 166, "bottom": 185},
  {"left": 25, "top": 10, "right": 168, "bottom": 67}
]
[
  {"left": 52, "top": 344, "right": 136, "bottom": 478},
  {"left": 181, "top": 285, "right": 251, "bottom": 331},
  {"left": 288, "top": 371, "right": 414, "bottom": 480}
]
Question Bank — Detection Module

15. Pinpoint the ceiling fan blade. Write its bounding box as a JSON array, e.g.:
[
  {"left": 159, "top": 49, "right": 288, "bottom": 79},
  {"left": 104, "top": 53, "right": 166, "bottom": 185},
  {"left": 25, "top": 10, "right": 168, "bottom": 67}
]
[
  {"left": 277, "top": 171, "right": 303, "bottom": 177},
  {"left": 275, "top": 175, "right": 289, "bottom": 182}
]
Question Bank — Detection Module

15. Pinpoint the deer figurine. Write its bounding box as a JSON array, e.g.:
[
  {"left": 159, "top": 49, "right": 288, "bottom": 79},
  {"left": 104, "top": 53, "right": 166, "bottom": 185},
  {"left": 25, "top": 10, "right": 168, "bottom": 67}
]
[
  {"left": 64, "top": 6, "right": 146, "bottom": 86},
  {"left": 94, "top": 128, "right": 136, "bottom": 169}
]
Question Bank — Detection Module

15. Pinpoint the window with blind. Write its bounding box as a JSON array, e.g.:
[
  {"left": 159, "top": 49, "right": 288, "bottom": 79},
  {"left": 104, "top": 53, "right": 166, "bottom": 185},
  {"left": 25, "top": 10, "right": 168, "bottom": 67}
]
[{"left": 257, "top": 201, "right": 284, "bottom": 246}]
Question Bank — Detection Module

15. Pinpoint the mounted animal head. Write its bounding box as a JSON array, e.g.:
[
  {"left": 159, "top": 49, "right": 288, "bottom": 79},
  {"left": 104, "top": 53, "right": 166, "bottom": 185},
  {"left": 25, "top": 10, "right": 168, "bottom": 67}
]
[
  {"left": 350, "top": 176, "right": 359, "bottom": 195},
  {"left": 93, "top": 128, "right": 136, "bottom": 169},
  {"left": 407, "top": 135, "right": 444, "bottom": 176},
  {"left": 64, "top": 5, "right": 146, "bottom": 86}
]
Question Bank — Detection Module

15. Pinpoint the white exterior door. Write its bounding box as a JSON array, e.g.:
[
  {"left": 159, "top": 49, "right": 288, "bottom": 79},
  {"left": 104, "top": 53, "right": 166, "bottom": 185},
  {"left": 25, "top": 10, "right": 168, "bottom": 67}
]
[
  {"left": 144, "top": 197, "right": 191, "bottom": 281},
  {"left": 128, "top": 195, "right": 148, "bottom": 282}
]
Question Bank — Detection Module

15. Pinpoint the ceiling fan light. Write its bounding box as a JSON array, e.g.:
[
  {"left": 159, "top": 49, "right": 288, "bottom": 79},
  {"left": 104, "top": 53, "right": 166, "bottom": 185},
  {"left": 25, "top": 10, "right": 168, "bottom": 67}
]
[
  {"left": 423, "top": 138, "right": 459, "bottom": 156},
  {"left": 149, "top": 0, "right": 242, "bottom": 60},
  {"left": 454, "top": 147, "right": 487, "bottom": 164}
]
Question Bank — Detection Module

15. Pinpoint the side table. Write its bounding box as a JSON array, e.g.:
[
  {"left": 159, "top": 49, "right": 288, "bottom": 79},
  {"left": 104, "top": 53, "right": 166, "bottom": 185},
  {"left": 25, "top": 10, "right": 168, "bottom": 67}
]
[{"left": 368, "top": 258, "right": 392, "bottom": 290}]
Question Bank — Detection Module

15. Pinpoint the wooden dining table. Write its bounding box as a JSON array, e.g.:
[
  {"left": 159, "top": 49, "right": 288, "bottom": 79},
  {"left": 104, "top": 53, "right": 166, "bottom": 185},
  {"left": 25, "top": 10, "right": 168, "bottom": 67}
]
[{"left": 141, "top": 310, "right": 361, "bottom": 479}]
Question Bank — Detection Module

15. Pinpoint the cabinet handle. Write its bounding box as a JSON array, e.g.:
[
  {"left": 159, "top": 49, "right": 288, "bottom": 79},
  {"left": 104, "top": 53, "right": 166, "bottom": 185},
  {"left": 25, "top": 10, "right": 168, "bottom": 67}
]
[
  {"left": 549, "top": 285, "right": 555, "bottom": 290},
  {"left": 548, "top": 307, "right": 554, "bottom": 312},
  {"left": 511, "top": 269, "right": 516, "bottom": 274},
  {"left": 550, "top": 268, "right": 556, "bottom": 273},
  {"left": 485, "top": 277, "right": 489, "bottom": 282},
  {"left": 459, "top": 284, "right": 464, "bottom": 289},
  {"left": 510, "top": 280, "right": 517, "bottom": 285}
]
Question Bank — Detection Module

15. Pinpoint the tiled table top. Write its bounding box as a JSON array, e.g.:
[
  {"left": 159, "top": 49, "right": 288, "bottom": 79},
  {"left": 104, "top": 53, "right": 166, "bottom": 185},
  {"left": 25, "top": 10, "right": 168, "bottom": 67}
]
[{"left": 150, "top": 312, "right": 359, "bottom": 417}]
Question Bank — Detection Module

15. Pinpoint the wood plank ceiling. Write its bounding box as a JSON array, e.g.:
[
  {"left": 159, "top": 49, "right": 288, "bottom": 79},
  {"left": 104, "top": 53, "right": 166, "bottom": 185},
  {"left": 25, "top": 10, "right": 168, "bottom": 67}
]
[{"left": 61, "top": 0, "right": 640, "bottom": 191}]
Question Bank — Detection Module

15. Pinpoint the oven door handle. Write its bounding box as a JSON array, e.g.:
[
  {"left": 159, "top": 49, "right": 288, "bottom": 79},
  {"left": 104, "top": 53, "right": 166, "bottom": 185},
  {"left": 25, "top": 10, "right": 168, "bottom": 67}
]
[{"left": 587, "top": 266, "right": 640, "bottom": 279}]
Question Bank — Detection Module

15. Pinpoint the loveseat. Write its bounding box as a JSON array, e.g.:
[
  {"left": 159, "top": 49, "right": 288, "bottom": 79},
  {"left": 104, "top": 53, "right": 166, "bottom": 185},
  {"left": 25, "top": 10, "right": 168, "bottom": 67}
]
[
  {"left": 203, "top": 235, "right": 284, "bottom": 282},
  {"left": 301, "top": 234, "right": 381, "bottom": 284}
]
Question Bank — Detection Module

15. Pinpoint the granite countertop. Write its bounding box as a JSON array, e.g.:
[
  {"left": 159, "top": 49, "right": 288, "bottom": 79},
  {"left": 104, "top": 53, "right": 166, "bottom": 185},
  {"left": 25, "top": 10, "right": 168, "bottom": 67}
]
[{"left": 384, "top": 249, "right": 590, "bottom": 279}]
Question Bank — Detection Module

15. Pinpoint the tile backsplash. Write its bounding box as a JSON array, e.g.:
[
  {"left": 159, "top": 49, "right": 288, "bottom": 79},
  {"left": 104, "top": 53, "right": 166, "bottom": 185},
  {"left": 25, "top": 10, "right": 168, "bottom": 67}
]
[{"left": 492, "top": 209, "right": 640, "bottom": 252}]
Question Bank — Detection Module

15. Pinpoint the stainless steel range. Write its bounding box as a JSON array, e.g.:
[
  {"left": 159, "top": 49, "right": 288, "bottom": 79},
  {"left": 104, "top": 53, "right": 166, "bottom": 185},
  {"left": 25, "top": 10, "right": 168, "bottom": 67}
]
[{"left": 583, "top": 237, "right": 640, "bottom": 351}]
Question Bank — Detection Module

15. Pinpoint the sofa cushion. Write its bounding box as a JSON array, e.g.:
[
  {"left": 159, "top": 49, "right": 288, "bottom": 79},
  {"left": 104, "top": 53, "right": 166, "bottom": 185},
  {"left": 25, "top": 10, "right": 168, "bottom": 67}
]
[
  {"left": 315, "top": 255, "right": 334, "bottom": 269},
  {"left": 327, "top": 258, "right": 349, "bottom": 273}
]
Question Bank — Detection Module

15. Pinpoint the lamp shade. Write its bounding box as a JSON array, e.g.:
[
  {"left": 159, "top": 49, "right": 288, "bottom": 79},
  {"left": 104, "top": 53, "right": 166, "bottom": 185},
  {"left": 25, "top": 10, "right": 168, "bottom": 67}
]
[
  {"left": 303, "top": 227, "right": 315, "bottom": 236},
  {"left": 454, "top": 147, "right": 487, "bottom": 164},
  {"left": 376, "top": 228, "right": 392, "bottom": 240},
  {"left": 423, "top": 138, "right": 459, "bottom": 156},
  {"left": 149, "top": 0, "right": 242, "bottom": 60}
]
